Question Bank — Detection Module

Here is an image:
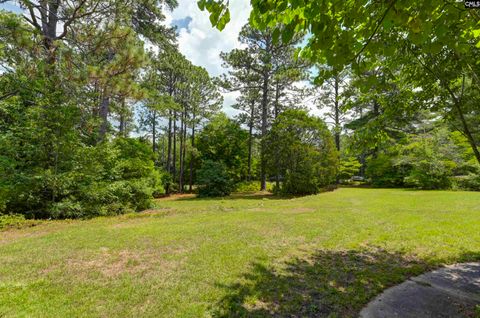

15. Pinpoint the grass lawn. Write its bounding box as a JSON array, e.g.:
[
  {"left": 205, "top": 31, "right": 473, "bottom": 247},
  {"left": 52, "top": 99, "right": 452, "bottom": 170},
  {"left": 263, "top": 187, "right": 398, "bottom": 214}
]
[{"left": 1, "top": 188, "right": 479, "bottom": 317}]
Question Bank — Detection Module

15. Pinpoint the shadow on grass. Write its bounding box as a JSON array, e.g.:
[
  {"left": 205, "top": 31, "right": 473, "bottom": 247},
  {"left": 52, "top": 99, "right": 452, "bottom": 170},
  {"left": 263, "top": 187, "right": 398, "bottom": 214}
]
[
  {"left": 174, "top": 187, "right": 339, "bottom": 202},
  {"left": 174, "top": 193, "right": 297, "bottom": 202},
  {"left": 211, "top": 248, "right": 480, "bottom": 318}
]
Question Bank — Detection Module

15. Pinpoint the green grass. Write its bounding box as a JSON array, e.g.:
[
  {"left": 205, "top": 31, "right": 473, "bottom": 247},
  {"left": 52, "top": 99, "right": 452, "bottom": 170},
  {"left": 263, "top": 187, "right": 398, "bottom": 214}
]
[{"left": 0, "top": 188, "right": 479, "bottom": 317}]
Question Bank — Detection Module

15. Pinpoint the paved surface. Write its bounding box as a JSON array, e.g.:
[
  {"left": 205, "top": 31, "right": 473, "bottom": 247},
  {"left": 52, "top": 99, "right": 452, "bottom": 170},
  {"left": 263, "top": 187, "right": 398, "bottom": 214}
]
[{"left": 359, "top": 263, "right": 480, "bottom": 318}]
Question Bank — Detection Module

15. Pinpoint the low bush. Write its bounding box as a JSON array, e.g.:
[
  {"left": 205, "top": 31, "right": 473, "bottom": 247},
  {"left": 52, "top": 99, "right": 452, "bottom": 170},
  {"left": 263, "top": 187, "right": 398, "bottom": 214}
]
[
  {"left": 454, "top": 174, "right": 480, "bottom": 191},
  {"left": 0, "top": 214, "right": 38, "bottom": 230},
  {"left": 265, "top": 110, "right": 338, "bottom": 195},
  {"left": 197, "top": 160, "right": 234, "bottom": 197},
  {"left": 1, "top": 138, "right": 166, "bottom": 219},
  {"left": 366, "top": 154, "right": 406, "bottom": 188},
  {"left": 234, "top": 181, "right": 259, "bottom": 192},
  {"left": 233, "top": 181, "right": 273, "bottom": 192},
  {"left": 403, "top": 160, "right": 454, "bottom": 190},
  {"left": 337, "top": 156, "right": 362, "bottom": 181}
]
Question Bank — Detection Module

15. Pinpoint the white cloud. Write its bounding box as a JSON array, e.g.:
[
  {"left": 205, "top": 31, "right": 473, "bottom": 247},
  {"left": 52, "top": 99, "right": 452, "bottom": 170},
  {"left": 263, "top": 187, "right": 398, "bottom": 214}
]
[
  {"left": 222, "top": 91, "right": 242, "bottom": 117},
  {"left": 165, "top": 0, "right": 251, "bottom": 116},
  {"left": 165, "top": 1, "right": 317, "bottom": 119},
  {"left": 167, "top": 0, "right": 250, "bottom": 76}
]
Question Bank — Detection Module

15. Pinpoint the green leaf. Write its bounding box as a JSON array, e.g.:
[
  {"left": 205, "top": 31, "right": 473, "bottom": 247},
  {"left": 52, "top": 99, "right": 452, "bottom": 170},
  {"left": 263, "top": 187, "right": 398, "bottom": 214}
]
[
  {"left": 272, "top": 27, "right": 281, "bottom": 44},
  {"left": 282, "top": 22, "right": 296, "bottom": 43},
  {"left": 216, "top": 9, "right": 230, "bottom": 31},
  {"left": 209, "top": 9, "right": 221, "bottom": 27}
]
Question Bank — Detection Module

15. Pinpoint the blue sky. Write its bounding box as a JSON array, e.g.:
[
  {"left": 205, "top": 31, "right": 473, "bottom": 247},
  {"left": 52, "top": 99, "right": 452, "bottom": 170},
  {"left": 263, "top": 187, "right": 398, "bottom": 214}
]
[
  {"left": 0, "top": 1, "right": 21, "bottom": 13},
  {"left": 172, "top": 16, "right": 193, "bottom": 31}
]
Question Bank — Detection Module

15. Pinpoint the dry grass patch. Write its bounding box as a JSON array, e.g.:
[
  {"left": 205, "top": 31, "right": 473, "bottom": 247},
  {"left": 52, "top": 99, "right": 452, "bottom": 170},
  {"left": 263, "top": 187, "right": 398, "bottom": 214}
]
[
  {"left": 290, "top": 207, "right": 315, "bottom": 213},
  {"left": 66, "top": 249, "right": 150, "bottom": 278},
  {"left": 63, "top": 246, "right": 190, "bottom": 280}
]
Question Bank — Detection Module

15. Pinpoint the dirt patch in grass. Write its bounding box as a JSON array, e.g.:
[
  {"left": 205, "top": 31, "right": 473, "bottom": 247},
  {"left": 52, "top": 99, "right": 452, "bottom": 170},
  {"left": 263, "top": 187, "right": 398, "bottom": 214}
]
[
  {"left": 155, "top": 194, "right": 196, "bottom": 201},
  {"left": 67, "top": 249, "right": 149, "bottom": 278},
  {"left": 248, "top": 207, "right": 267, "bottom": 212},
  {"left": 140, "top": 208, "right": 175, "bottom": 215},
  {"left": 63, "top": 247, "right": 189, "bottom": 280}
]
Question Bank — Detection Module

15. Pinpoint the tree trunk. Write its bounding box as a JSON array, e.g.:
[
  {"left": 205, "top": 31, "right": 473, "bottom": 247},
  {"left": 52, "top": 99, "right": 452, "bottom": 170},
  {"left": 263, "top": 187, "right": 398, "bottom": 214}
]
[
  {"left": 97, "top": 50, "right": 115, "bottom": 143},
  {"left": 38, "top": 1, "right": 60, "bottom": 67},
  {"left": 454, "top": 104, "right": 480, "bottom": 164},
  {"left": 334, "top": 76, "right": 341, "bottom": 152},
  {"left": 181, "top": 116, "right": 187, "bottom": 193},
  {"left": 179, "top": 111, "right": 185, "bottom": 193},
  {"left": 98, "top": 93, "right": 110, "bottom": 143},
  {"left": 247, "top": 100, "right": 254, "bottom": 181},
  {"left": 173, "top": 110, "right": 177, "bottom": 186},
  {"left": 274, "top": 80, "right": 280, "bottom": 118},
  {"left": 167, "top": 111, "right": 173, "bottom": 167},
  {"left": 161, "top": 130, "right": 166, "bottom": 166},
  {"left": 43, "top": 37, "right": 57, "bottom": 68},
  {"left": 189, "top": 115, "right": 196, "bottom": 192},
  {"left": 260, "top": 72, "right": 269, "bottom": 191},
  {"left": 444, "top": 83, "right": 480, "bottom": 164},
  {"left": 152, "top": 110, "right": 157, "bottom": 154},
  {"left": 119, "top": 114, "right": 125, "bottom": 136},
  {"left": 118, "top": 99, "right": 126, "bottom": 137},
  {"left": 166, "top": 110, "right": 173, "bottom": 194},
  {"left": 274, "top": 80, "right": 281, "bottom": 188},
  {"left": 372, "top": 100, "right": 380, "bottom": 158}
]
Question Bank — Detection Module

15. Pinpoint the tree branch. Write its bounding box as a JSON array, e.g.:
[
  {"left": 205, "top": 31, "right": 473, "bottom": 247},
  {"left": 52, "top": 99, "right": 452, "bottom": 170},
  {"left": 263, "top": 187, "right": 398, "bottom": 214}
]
[{"left": 352, "top": 0, "right": 397, "bottom": 62}]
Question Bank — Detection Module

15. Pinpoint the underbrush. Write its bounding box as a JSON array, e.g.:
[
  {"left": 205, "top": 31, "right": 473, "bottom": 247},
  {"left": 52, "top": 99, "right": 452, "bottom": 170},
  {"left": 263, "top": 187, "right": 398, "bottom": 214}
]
[
  {"left": 234, "top": 181, "right": 274, "bottom": 193},
  {"left": 0, "top": 214, "right": 39, "bottom": 231}
]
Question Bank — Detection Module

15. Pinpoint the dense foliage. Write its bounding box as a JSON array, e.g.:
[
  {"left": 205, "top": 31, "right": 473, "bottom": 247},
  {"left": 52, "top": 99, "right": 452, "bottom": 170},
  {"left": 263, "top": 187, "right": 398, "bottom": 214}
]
[
  {"left": 265, "top": 110, "right": 338, "bottom": 194},
  {"left": 200, "top": 0, "right": 480, "bottom": 192},
  {"left": 0, "top": 3, "right": 223, "bottom": 218},
  {"left": 364, "top": 129, "right": 479, "bottom": 190},
  {"left": 2, "top": 0, "right": 480, "bottom": 220},
  {"left": 197, "top": 114, "right": 249, "bottom": 181},
  {"left": 1, "top": 134, "right": 164, "bottom": 218},
  {"left": 196, "top": 160, "right": 234, "bottom": 197}
]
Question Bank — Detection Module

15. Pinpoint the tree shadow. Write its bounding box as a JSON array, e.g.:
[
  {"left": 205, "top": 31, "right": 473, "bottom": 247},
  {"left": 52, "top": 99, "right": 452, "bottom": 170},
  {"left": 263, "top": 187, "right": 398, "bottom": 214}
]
[
  {"left": 174, "top": 193, "right": 298, "bottom": 202},
  {"left": 175, "top": 187, "right": 339, "bottom": 202},
  {"left": 210, "top": 248, "right": 480, "bottom": 317}
]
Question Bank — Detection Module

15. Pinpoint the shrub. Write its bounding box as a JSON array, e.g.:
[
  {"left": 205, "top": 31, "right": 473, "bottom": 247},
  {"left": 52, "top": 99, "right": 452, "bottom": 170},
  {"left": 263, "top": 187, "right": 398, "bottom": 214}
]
[
  {"left": 366, "top": 154, "right": 406, "bottom": 187},
  {"left": 403, "top": 159, "right": 454, "bottom": 189},
  {"left": 234, "top": 181, "right": 274, "bottom": 193},
  {"left": 234, "top": 181, "right": 260, "bottom": 192},
  {"left": 281, "top": 149, "right": 329, "bottom": 195},
  {"left": 197, "top": 114, "right": 249, "bottom": 182},
  {"left": 265, "top": 110, "right": 338, "bottom": 195},
  {"left": 197, "top": 160, "right": 233, "bottom": 197},
  {"left": 1, "top": 138, "right": 166, "bottom": 219},
  {"left": 337, "top": 156, "right": 362, "bottom": 182},
  {"left": 395, "top": 129, "right": 461, "bottom": 190},
  {"left": 0, "top": 214, "right": 38, "bottom": 230},
  {"left": 454, "top": 174, "right": 480, "bottom": 191}
]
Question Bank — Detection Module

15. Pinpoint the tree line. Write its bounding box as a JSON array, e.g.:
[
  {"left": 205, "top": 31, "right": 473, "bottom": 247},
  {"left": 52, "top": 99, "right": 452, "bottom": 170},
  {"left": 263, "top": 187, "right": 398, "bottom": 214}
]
[
  {"left": 0, "top": 0, "right": 225, "bottom": 218},
  {"left": 1, "top": 0, "right": 479, "bottom": 219},
  {"left": 202, "top": 0, "right": 480, "bottom": 191},
  {"left": 0, "top": 0, "right": 338, "bottom": 219}
]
